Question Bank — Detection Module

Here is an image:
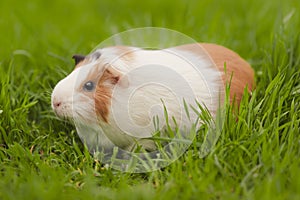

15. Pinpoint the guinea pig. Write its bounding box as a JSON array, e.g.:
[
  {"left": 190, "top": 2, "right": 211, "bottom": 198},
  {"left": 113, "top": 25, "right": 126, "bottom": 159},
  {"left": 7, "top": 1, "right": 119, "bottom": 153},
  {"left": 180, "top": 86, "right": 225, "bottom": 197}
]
[{"left": 51, "top": 43, "right": 254, "bottom": 154}]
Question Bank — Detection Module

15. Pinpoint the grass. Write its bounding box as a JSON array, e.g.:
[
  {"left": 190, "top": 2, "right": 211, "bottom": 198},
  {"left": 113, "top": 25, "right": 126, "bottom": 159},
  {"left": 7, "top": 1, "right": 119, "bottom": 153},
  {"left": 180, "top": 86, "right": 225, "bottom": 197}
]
[{"left": 0, "top": 0, "right": 300, "bottom": 199}]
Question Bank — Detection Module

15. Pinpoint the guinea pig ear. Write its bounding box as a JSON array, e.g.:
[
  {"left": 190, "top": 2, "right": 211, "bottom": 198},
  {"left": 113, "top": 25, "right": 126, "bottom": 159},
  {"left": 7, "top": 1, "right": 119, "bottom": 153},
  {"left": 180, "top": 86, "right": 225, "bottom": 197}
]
[
  {"left": 72, "top": 54, "right": 86, "bottom": 65},
  {"left": 105, "top": 66, "right": 129, "bottom": 88},
  {"left": 91, "top": 51, "right": 101, "bottom": 61}
]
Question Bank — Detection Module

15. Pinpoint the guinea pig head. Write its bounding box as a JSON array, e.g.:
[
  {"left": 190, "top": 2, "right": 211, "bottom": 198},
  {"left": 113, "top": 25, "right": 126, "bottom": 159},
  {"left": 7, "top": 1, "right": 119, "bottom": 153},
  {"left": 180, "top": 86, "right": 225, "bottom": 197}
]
[{"left": 51, "top": 50, "right": 128, "bottom": 125}]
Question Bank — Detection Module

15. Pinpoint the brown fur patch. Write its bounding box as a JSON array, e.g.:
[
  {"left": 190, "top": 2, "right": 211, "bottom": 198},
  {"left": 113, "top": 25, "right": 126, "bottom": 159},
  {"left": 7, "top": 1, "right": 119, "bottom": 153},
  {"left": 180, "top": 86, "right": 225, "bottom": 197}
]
[
  {"left": 200, "top": 43, "right": 254, "bottom": 105},
  {"left": 94, "top": 67, "right": 120, "bottom": 123},
  {"left": 175, "top": 43, "right": 254, "bottom": 106}
]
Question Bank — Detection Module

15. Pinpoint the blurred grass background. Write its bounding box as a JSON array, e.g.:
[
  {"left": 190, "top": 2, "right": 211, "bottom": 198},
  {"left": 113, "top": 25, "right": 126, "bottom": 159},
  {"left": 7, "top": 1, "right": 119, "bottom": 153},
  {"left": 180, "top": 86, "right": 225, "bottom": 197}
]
[{"left": 0, "top": 0, "right": 299, "bottom": 199}]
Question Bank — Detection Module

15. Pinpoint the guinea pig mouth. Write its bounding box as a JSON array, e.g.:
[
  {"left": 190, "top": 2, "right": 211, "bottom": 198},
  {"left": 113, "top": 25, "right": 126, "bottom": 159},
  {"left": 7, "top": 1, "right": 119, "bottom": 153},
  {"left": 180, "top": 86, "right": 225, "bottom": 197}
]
[
  {"left": 53, "top": 107, "right": 73, "bottom": 120},
  {"left": 54, "top": 103, "right": 98, "bottom": 125},
  {"left": 51, "top": 99, "right": 74, "bottom": 119}
]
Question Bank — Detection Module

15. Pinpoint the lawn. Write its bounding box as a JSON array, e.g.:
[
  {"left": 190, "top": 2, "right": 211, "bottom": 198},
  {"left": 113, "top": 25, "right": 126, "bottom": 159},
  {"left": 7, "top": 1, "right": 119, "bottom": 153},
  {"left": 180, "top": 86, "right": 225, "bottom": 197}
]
[{"left": 0, "top": 0, "right": 300, "bottom": 199}]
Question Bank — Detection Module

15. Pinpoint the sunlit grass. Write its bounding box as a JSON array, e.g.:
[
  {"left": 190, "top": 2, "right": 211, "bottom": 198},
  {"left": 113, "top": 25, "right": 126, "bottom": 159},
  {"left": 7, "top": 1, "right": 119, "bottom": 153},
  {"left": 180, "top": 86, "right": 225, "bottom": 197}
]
[{"left": 0, "top": 0, "right": 299, "bottom": 199}]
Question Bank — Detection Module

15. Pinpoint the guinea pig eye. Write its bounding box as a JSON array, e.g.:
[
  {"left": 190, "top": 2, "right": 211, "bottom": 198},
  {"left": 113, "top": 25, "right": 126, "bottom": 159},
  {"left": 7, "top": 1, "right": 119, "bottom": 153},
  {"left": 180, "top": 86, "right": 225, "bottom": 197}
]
[{"left": 83, "top": 81, "right": 95, "bottom": 91}]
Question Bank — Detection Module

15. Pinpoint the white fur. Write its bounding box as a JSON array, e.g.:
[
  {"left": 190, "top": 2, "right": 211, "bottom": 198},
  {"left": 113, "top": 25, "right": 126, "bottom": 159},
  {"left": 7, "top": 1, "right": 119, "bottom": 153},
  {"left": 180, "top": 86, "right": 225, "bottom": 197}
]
[{"left": 51, "top": 46, "right": 223, "bottom": 152}]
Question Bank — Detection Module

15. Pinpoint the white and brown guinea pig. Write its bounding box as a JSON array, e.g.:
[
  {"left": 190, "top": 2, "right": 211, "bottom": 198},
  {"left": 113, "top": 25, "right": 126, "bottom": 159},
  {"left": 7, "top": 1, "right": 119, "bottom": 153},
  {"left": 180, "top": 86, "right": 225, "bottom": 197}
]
[{"left": 51, "top": 43, "right": 254, "bottom": 153}]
